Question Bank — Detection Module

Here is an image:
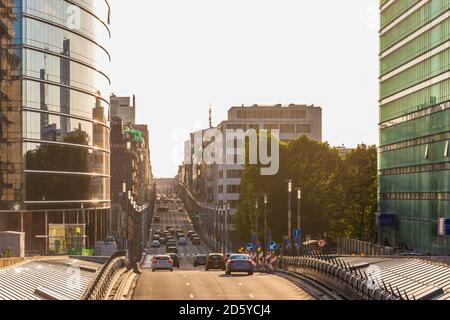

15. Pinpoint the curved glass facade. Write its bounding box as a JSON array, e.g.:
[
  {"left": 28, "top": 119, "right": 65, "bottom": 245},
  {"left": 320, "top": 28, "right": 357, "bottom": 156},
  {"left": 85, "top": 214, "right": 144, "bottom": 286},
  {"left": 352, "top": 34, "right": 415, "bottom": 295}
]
[{"left": 1, "top": 0, "right": 111, "bottom": 211}]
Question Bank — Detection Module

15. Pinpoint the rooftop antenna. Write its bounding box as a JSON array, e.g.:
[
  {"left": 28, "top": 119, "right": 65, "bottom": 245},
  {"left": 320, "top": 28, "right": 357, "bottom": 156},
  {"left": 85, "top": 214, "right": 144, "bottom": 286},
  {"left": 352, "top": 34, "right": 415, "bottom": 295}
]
[{"left": 209, "top": 105, "right": 212, "bottom": 128}]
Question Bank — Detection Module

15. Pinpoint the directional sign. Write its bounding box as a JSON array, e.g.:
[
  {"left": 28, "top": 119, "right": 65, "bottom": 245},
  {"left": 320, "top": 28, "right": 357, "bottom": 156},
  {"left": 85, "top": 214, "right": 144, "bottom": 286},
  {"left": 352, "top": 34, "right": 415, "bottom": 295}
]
[
  {"left": 246, "top": 243, "right": 257, "bottom": 252},
  {"left": 438, "top": 218, "right": 450, "bottom": 236},
  {"left": 293, "top": 229, "right": 301, "bottom": 239},
  {"left": 269, "top": 241, "right": 278, "bottom": 251}
]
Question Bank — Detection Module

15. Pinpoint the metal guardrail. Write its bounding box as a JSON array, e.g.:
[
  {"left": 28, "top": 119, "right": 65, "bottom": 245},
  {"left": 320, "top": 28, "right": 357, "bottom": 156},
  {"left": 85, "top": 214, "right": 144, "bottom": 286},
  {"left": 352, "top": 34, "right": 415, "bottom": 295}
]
[
  {"left": 81, "top": 251, "right": 133, "bottom": 300},
  {"left": 281, "top": 254, "right": 402, "bottom": 300}
]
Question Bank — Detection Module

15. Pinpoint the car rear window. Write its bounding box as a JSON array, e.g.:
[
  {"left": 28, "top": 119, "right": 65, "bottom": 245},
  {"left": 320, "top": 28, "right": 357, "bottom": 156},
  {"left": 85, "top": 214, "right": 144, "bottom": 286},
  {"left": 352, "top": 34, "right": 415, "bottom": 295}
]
[
  {"left": 155, "top": 256, "right": 170, "bottom": 260},
  {"left": 231, "top": 255, "right": 250, "bottom": 260},
  {"left": 210, "top": 255, "right": 223, "bottom": 260}
]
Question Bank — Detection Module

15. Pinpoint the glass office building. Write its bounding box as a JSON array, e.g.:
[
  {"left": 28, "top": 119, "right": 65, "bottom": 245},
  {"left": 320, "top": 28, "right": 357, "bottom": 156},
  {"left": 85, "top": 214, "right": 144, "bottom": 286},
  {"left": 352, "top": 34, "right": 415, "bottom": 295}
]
[
  {"left": 0, "top": 0, "right": 111, "bottom": 254},
  {"left": 379, "top": 0, "right": 450, "bottom": 254}
]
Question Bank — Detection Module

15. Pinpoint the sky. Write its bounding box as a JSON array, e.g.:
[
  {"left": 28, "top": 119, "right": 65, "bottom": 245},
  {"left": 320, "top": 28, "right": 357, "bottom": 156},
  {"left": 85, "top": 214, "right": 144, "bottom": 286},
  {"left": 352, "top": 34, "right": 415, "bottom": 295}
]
[{"left": 108, "top": 0, "right": 380, "bottom": 178}]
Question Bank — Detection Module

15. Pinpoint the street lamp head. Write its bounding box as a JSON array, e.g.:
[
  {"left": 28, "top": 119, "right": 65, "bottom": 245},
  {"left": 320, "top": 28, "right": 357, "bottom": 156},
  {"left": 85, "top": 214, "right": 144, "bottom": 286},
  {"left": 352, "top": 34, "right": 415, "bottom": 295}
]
[
  {"left": 297, "top": 188, "right": 302, "bottom": 200},
  {"left": 264, "top": 194, "right": 268, "bottom": 204},
  {"left": 255, "top": 199, "right": 259, "bottom": 209},
  {"left": 288, "top": 180, "right": 292, "bottom": 193},
  {"left": 122, "top": 182, "right": 127, "bottom": 193}
]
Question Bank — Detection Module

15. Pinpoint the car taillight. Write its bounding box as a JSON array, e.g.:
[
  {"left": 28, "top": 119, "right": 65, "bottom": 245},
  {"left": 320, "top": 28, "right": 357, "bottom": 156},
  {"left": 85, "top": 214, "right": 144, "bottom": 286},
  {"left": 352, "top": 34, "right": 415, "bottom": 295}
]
[
  {"left": 168, "top": 259, "right": 173, "bottom": 264},
  {"left": 152, "top": 258, "right": 157, "bottom": 263}
]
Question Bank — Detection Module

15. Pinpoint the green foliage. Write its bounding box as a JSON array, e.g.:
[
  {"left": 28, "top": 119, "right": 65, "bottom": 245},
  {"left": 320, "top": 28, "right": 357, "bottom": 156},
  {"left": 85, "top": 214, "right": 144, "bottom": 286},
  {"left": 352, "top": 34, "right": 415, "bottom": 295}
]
[{"left": 236, "top": 136, "right": 378, "bottom": 244}]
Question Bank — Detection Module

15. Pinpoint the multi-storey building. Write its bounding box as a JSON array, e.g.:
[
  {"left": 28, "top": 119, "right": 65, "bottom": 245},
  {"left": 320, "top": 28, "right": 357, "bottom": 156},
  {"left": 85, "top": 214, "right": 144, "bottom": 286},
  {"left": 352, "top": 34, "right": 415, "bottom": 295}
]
[
  {"left": 182, "top": 104, "right": 322, "bottom": 242},
  {"left": 0, "top": 0, "right": 112, "bottom": 254},
  {"left": 379, "top": 0, "right": 450, "bottom": 254},
  {"left": 110, "top": 94, "right": 136, "bottom": 126}
]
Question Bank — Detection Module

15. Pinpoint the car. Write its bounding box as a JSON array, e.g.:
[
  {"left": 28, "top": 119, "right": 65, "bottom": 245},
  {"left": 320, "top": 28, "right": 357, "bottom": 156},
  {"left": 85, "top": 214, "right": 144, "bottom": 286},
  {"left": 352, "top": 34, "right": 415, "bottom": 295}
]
[
  {"left": 178, "top": 237, "right": 187, "bottom": 246},
  {"left": 176, "top": 229, "right": 183, "bottom": 234},
  {"left": 159, "top": 237, "right": 167, "bottom": 244},
  {"left": 169, "top": 229, "right": 176, "bottom": 236},
  {"left": 191, "top": 234, "right": 198, "bottom": 240},
  {"left": 150, "top": 240, "right": 161, "bottom": 248},
  {"left": 166, "top": 246, "right": 179, "bottom": 254},
  {"left": 176, "top": 233, "right": 185, "bottom": 240},
  {"left": 187, "top": 231, "right": 194, "bottom": 239},
  {"left": 192, "top": 237, "right": 201, "bottom": 245},
  {"left": 155, "top": 230, "right": 162, "bottom": 236},
  {"left": 167, "top": 253, "right": 180, "bottom": 268},
  {"left": 154, "top": 216, "right": 161, "bottom": 223},
  {"left": 193, "top": 254, "right": 208, "bottom": 267},
  {"left": 205, "top": 253, "right": 226, "bottom": 271},
  {"left": 151, "top": 255, "right": 173, "bottom": 272},
  {"left": 165, "top": 225, "right": 173, "bottom": 231},
  {"left": 166, "top": 240, "right": 176, "bottom": 248},
  {"left": 152, "top": 234, "right": 160, "bottom": 241},
  {"left": 225, "top": 254, "right": 254, "bottom": 275},
  {"left": 178, "top": 207, "right": 184, "bottom": 212}
]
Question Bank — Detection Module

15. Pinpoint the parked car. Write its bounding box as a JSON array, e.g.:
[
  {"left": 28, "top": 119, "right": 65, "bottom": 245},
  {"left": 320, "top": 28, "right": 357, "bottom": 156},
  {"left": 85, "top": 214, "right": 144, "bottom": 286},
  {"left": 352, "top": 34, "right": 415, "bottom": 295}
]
[
  {"left": 166, "top": 246, "right": 179, "bottom": 254},
  {"left": 193, "top": 254, "right": 208, "bottom": 267},
  {"left": 150, "top": 240, "right": 161, "bottom": 248},
  {"left": 151, "top": 255, "right": 173, "bottom": 272},
  {"left": 178, "top": 237, "right": 187, "bottom": 246},
  {"left": 167, "top": 253, "right": 180, "bottom": 268},
  {"left": 205, "top": 253, "right": 226, "bottom": 271},
  {"left": 225, "top": 254, "right": 254, "bottom": 275}
]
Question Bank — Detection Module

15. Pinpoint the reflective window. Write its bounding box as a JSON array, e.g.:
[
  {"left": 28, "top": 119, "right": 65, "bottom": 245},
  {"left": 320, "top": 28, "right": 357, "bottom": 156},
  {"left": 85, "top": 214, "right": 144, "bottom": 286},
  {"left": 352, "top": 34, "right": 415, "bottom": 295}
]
[
  {"left": 23, "top": 0, "right": 110, "bottom": 46},
  {"left": 24, "top": 142, "right": 110, "bottom": 175},
  {"left": 23, "top": 18, "right": 110, "bottom": 72},
  {"left": 25, "top": 173, "right": 110, "bottom": 201},
  {"left": 23, "top": 48, "right": 110, "bottom": 98},
  {"left": 23, "top": 79, "right": 110, "bottom": 125},
  {"left": 23, "top": 110, "right": 110, "bottom": 150}
]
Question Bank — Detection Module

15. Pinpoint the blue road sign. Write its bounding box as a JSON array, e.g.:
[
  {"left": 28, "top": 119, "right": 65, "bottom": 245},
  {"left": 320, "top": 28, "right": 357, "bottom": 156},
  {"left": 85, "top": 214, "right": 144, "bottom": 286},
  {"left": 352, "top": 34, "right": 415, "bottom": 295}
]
[
  {"left": 251, "top": 233, "right": 257, "bottom": 241},
  {"left": 445, "top": 219, "right": 450, "bottom": 236},
  {"left": 293, "top": 229, "right": 301, "bottom": 239},
  {"left": 269, "top": 241, "right": 278, "bottom": 251},
  {"left": 246, "top": 243, "right": 257, "bottom": 252}
]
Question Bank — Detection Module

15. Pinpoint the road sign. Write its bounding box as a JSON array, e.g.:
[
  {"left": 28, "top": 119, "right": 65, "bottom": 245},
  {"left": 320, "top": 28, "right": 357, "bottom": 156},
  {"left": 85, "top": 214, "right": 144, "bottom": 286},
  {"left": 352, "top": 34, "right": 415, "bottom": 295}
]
[
  {"left": 251, "top": 233, "right": 257, "bottom": 241},
  {"left": 269, "top": 241, "right": 278, "bottom": 251},
  {"left": 246, "top": 243, "right": 257, "bottom": 252},
  {"left": 438, "top": 218, "right": 450, "bottom": 236},
  {"left": 293, "top": 229, "right": 301, "bottom": 239},
  {"left": 318, "top": 239, "right": 327, "bottom": 247}
]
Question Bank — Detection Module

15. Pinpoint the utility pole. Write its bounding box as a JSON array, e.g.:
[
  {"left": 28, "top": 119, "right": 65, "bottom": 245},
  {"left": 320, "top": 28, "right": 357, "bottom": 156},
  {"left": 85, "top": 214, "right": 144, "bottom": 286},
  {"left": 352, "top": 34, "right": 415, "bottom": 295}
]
[{"left": 296, "top": 187, "right": 302, "bottom": 255}]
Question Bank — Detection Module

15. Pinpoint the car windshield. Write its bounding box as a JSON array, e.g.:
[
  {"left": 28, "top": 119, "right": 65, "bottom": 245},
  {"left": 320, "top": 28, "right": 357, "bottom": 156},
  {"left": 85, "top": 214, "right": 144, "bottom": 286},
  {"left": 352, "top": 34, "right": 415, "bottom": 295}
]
[{"left": 231, "top": 255, "right": 250, "bottom": 260}]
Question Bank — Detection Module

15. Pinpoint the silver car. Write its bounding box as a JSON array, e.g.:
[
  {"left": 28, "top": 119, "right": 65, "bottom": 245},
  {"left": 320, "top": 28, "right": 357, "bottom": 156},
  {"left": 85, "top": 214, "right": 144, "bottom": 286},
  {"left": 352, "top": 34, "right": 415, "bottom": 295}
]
[{"left": 152, "top": 255, "right": 174, "bottom": 272}]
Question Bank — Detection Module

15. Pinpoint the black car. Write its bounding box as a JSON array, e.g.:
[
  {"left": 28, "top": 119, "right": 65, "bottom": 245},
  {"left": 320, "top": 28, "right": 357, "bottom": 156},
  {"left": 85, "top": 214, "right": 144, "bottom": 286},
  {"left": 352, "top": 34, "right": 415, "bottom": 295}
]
[
  {"left": 193, "top": 254, "right": 208, "bottom": 267},
  {"left": 166, "top": 246, "right": 179, "bottom": 254},
  {"left": 192, "top": 237, "right": 201, "bottom": 245},
  {"left": 205, "top": 253, "right": 225, "bottom": 271},
  {"left": 167, "top": 253, "right": 180, "bottom": 268}
]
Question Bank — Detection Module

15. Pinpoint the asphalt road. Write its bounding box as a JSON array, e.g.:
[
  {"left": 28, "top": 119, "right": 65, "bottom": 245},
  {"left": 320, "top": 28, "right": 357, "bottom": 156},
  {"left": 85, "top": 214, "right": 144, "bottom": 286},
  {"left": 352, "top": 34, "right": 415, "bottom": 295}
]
[{"left": 132, "top": 199, "right": 314, "bottom": 300}]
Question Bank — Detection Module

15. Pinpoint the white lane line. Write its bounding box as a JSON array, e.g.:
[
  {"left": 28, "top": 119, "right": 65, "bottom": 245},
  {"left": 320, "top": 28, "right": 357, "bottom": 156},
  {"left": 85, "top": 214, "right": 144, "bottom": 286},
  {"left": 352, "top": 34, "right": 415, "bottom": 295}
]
[
  {"left": 186, "top": 282, "right": 190, "bottom": 287},
  {"left": 238, "top": 283, "right": 243, "bottom": 287},
  {"left": 189, "top": 294, "right": 195, "bottom": 299},
  {"left": 249, "top": 294, "right": 255, "bottom": 299}
]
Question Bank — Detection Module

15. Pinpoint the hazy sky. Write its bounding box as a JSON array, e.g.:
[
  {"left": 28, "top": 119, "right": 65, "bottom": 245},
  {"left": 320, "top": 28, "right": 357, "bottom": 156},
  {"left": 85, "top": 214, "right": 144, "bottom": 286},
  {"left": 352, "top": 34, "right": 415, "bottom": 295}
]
[{"left": 108, "top": 0, "right": 380, "bottom": 178}]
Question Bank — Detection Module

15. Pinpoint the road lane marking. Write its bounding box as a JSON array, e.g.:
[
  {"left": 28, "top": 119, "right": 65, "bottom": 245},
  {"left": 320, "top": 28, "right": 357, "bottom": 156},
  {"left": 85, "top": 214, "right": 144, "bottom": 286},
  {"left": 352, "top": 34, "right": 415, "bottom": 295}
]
[
  {"left": 238, "top": 283, "right": 243, "bottom": 286},
  {"left": 249, "top": 294, "right": 255, "bottom": 299},
  {"left": 186, "top": 282, "right": 190, "bottom": 287},
  {"left": 189, "top": 294, "right": 194, "bottom": 299}
]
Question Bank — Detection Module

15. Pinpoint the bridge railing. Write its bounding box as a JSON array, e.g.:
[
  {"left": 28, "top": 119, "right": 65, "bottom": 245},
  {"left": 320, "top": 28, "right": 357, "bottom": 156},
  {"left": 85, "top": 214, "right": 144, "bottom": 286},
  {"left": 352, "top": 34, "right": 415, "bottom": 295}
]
[
  {"left": 281, "top": 254, "right": 401, "bottom": 301},
  {"left": 81, "top": 250, "right": 135, "bottom": 300}
]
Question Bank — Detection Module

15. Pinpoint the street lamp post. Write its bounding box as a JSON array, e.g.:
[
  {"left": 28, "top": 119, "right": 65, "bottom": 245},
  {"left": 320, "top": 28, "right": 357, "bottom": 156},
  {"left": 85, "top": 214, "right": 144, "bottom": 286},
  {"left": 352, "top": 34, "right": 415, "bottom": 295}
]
[
  {"left": 287, "top": 179, "right": 293, "bottom": 255},
  {"left": 264, "top": 194, "right": 268, "bottom": 252},
  {"left": 255, "top": 199, "right": 259, "bottom": 244},
  {"left": 296, "top": 188, "right": 302, "bottom": 255}
]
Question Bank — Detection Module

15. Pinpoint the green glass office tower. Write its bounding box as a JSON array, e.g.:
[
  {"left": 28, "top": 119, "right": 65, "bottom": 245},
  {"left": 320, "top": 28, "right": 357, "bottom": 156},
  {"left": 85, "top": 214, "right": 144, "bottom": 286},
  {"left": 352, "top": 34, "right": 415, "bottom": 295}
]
[{"left": 379, "top": 0, "right": 450, "bottom": 254}]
